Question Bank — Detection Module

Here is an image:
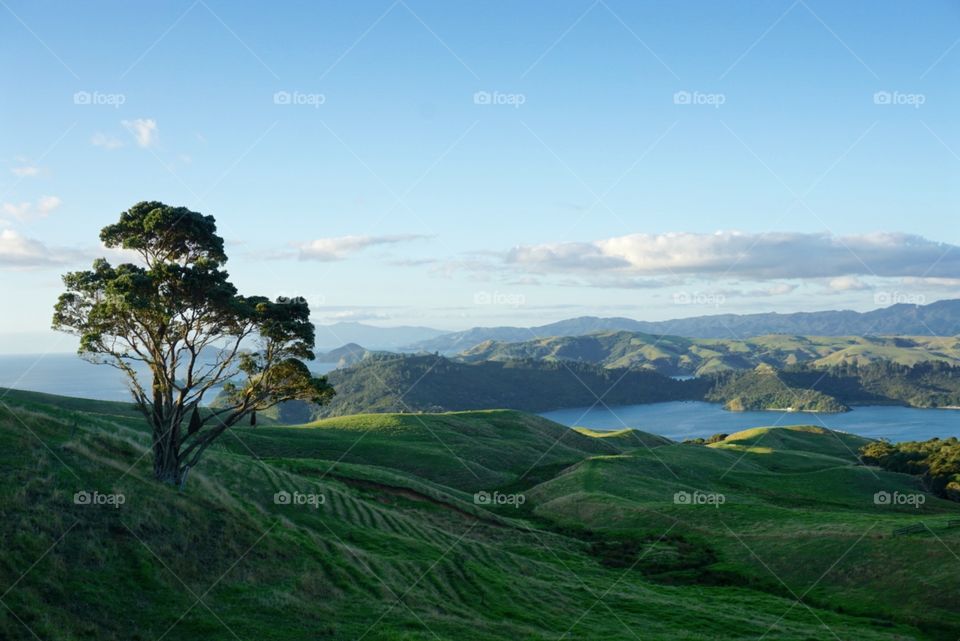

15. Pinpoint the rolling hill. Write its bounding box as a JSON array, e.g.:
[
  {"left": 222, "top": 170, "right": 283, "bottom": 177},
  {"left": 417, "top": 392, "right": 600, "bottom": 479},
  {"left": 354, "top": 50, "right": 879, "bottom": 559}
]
[
  {"left": 3, "top": 388, "right": 960, "bottom": 639},
  {"left": 459, "top": 331, "right": 960, "bottom": 376}
]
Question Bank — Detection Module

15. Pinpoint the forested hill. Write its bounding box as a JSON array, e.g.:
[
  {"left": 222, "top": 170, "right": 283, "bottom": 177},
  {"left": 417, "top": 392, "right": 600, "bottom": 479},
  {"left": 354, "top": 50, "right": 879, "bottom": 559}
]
[
  {"left": 312, "top": 355, "right": 960, "bottom": 418},
  {"left": 458, "top": 332, "right": 960, "bottom": 376},
  {"left": 320, "top": 354, "right": 708, "bottom": 417},
  {"left": 708, "top": 361, "right": 960, "bottom": 412}
]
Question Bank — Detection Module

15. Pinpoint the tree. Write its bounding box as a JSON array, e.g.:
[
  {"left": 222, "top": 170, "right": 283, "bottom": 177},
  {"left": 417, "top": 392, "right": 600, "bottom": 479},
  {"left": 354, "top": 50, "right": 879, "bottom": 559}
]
[{"left": 52, "top": 201, "right": 334, "bottom": 486}]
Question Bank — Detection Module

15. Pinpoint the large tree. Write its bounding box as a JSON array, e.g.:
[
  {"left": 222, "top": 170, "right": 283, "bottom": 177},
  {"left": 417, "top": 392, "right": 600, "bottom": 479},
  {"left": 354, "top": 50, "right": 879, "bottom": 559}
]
[{"left": 53, "top": 201, "right": 334, "bottom": 486}]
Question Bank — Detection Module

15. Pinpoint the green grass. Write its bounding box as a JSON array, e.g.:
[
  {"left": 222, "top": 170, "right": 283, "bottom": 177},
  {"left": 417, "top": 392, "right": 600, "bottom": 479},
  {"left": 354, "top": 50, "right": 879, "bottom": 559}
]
[
  {"left": 713, "top": 425, "right": 872, "bottom": 460},
  {"left": 529, "top": 427, "right": 960, "bottom": 638},
  {"left": 572, "top": 426, "right": 673, "bottom": 449},
  {"left": 1, "top": 388, "right": 957, "bottom": 640}
]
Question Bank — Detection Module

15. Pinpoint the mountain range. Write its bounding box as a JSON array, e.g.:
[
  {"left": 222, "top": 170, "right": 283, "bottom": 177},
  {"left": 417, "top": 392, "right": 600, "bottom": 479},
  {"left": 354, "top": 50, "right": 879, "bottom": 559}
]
[
  {"left": 403, "top": 299, "right": 960, "bottom": 353},
  {"left": 314, "top": 321, "right": 446, "bottom": 350}
]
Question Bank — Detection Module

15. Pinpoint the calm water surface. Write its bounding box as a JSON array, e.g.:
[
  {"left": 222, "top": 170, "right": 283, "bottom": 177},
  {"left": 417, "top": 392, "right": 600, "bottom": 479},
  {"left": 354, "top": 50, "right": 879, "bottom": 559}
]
[
  {"left": 4, "top": 355, "right": 956, "bottom": 442},
  {"left": 541, "top": 401, "right": 960, "bottom": 443},
  {"left": 0, "top": 354, "right": 337, "bottom": 403}
]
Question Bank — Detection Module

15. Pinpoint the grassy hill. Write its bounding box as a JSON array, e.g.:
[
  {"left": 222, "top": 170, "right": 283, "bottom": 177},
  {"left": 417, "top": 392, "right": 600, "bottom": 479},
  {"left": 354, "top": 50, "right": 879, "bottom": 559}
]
[
  {"left": 714, "top": 424, "right": 873, "bottom": 458},
  {"left": 460, "top": 331, "right": 960, "bottom": 376},
  {"left": 2, "top": 388, "right": 959, "bottom": 640}
]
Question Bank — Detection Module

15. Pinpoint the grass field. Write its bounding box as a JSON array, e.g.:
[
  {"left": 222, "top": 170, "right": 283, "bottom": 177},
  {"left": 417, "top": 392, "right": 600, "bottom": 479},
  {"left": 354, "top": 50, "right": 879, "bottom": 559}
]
[{"left": 2, "top": 387, "right": 958, "bottom": 640}]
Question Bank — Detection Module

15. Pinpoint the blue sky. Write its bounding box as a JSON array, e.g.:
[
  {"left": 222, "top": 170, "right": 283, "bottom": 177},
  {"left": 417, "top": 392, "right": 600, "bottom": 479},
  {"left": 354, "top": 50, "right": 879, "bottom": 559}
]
[{"left": 1, "top": 0, "right": 958, "bottom": 353}]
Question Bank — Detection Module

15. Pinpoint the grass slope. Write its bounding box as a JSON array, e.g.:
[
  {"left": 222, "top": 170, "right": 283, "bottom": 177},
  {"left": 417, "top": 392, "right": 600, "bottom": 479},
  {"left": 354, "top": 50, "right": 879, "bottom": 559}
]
[
  {"left": 529, "top": 426, "right": 960, "bottom": 638},
  {"left": 1, "top": 388, "right": 956, "bottom": 640}
]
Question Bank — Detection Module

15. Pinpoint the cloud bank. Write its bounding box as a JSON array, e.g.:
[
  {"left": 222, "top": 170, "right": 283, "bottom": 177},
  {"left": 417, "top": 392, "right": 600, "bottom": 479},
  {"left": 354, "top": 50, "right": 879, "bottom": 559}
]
[
  {"left": 504, "top": 231, "right": 960, "bottom": 281},
  {"left": 0, "top": 229, "right": 80, "bottom": 268}
]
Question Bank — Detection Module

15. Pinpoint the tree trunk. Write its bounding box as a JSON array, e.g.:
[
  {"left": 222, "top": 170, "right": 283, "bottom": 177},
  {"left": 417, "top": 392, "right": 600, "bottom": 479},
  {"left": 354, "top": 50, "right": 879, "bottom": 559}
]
[
  {"left": 153, "top": 444, "right": 181, "bottom": 484},
  {"left": 152, "top": 416, "right": 182, "bottom": 485}
]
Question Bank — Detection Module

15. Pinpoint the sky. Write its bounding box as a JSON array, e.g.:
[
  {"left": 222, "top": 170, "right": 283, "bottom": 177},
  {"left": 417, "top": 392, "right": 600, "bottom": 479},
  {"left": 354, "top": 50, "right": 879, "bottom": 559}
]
[{"left": 1, "top": 0, "right": 959, "bottom": 353}]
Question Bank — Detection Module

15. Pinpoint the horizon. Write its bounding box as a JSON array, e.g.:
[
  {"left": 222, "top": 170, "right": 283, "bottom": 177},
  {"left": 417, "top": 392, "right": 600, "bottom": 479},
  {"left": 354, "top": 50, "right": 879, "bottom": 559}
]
[
  {"left": 2, "top": 0, "right": 959, "bottom": 353},
  {"left": 1, "top": 295, "right": 956, "bottom": 356}
]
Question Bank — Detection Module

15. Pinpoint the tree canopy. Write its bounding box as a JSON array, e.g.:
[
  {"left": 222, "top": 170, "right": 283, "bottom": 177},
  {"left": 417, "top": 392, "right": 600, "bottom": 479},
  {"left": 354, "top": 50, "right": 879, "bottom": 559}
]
[{"left": 53, "top": 201, "right": 334, "bottom": 485}]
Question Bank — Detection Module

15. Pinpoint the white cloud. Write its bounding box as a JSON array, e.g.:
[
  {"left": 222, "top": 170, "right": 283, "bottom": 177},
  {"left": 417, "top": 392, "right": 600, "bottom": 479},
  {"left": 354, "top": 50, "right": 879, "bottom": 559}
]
[
  {"left": 11, "top": 166, "right": 39, "bottom": 177},
  {"left": 899, "top": 277, "right": 960, "bottom": 289},
  {"left": 2, "top": 196, "right": 62, "bottom": 221},
  {"left": 298, "top": 234, "right": 430, "bottom": 261},
  {"left": 323, "top": 310, "right": 392, "bottom": 322},
  {"left": 505, "top": 231, "right": 960, "bottom": 281},
  {"left": 91, "top": 132, "right": 124, "bottom": 150},
  {"left": 828, "top": 276, "right": 870, "bottom": 291},
  {"left": 0, "top": 229, "right": 80, "bottom": 268},
  {"left": 121, "top": 118, "right": 158, "bottom": 148},
  {"left": 744, "top": 282, "right": 799, "bottom": 296}
]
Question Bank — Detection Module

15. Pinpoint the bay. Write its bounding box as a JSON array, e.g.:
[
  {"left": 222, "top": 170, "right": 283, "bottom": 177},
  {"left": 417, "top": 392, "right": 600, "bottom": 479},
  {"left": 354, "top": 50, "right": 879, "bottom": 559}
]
[{"left": 541, "top": 401, "right": 960, "bottom": 443}]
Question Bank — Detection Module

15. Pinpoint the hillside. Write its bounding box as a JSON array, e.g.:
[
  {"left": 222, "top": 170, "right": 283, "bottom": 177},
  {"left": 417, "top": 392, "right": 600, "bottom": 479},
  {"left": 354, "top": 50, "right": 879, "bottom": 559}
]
[
  {"left": 709, "top": 361, "right": 960, "bottom": 411},
  {"left": 406, "top": 299, "right": 960, "bottom": 352},
  {"left": 320, "top": 353, "right": 708, "bottom": 416},
  {"left": 705, "top": 364, "right": 851, "bottom": 412},
  {"left": 459, "top": 331, "right": 960, "bottom": 376},
  {"left": 713, "top": 424, "right": 873, "bottom": 458},
  {"left": 300, "top": 353, "right": 960, "bottom": 418},
  {"left": 3, "top": 389, "right": 960, "bottom": 639}
]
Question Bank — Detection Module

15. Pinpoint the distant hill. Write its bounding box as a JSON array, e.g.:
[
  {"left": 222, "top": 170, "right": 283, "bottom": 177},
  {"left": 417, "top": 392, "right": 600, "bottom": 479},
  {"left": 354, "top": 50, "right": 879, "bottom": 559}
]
[
  {"left": 319, "top": 353, "right": 707, "bottom": 416},
  {"left": 309, "top": 354, "right": 960, "bottom": 417},
  {"left": 405, "top": 299, "right": 960, "bottom": 353},
  {"left": 314, "top": 321, "right": 446, "bottom": 350},
  {"left": 404, "top": 316, "right": 651, "bottom": 353},
  {"left": 705, "top": 364, "right": 850, "bottom": 413},
  {"left": 314, "top": 342, "right": 372, "bottom": 365},
  {"left": 707, "top": 360, "right": 960, "bottom": 412},
  {"left": 458, "top": 331, "right": 960, "bottom": 376}
]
